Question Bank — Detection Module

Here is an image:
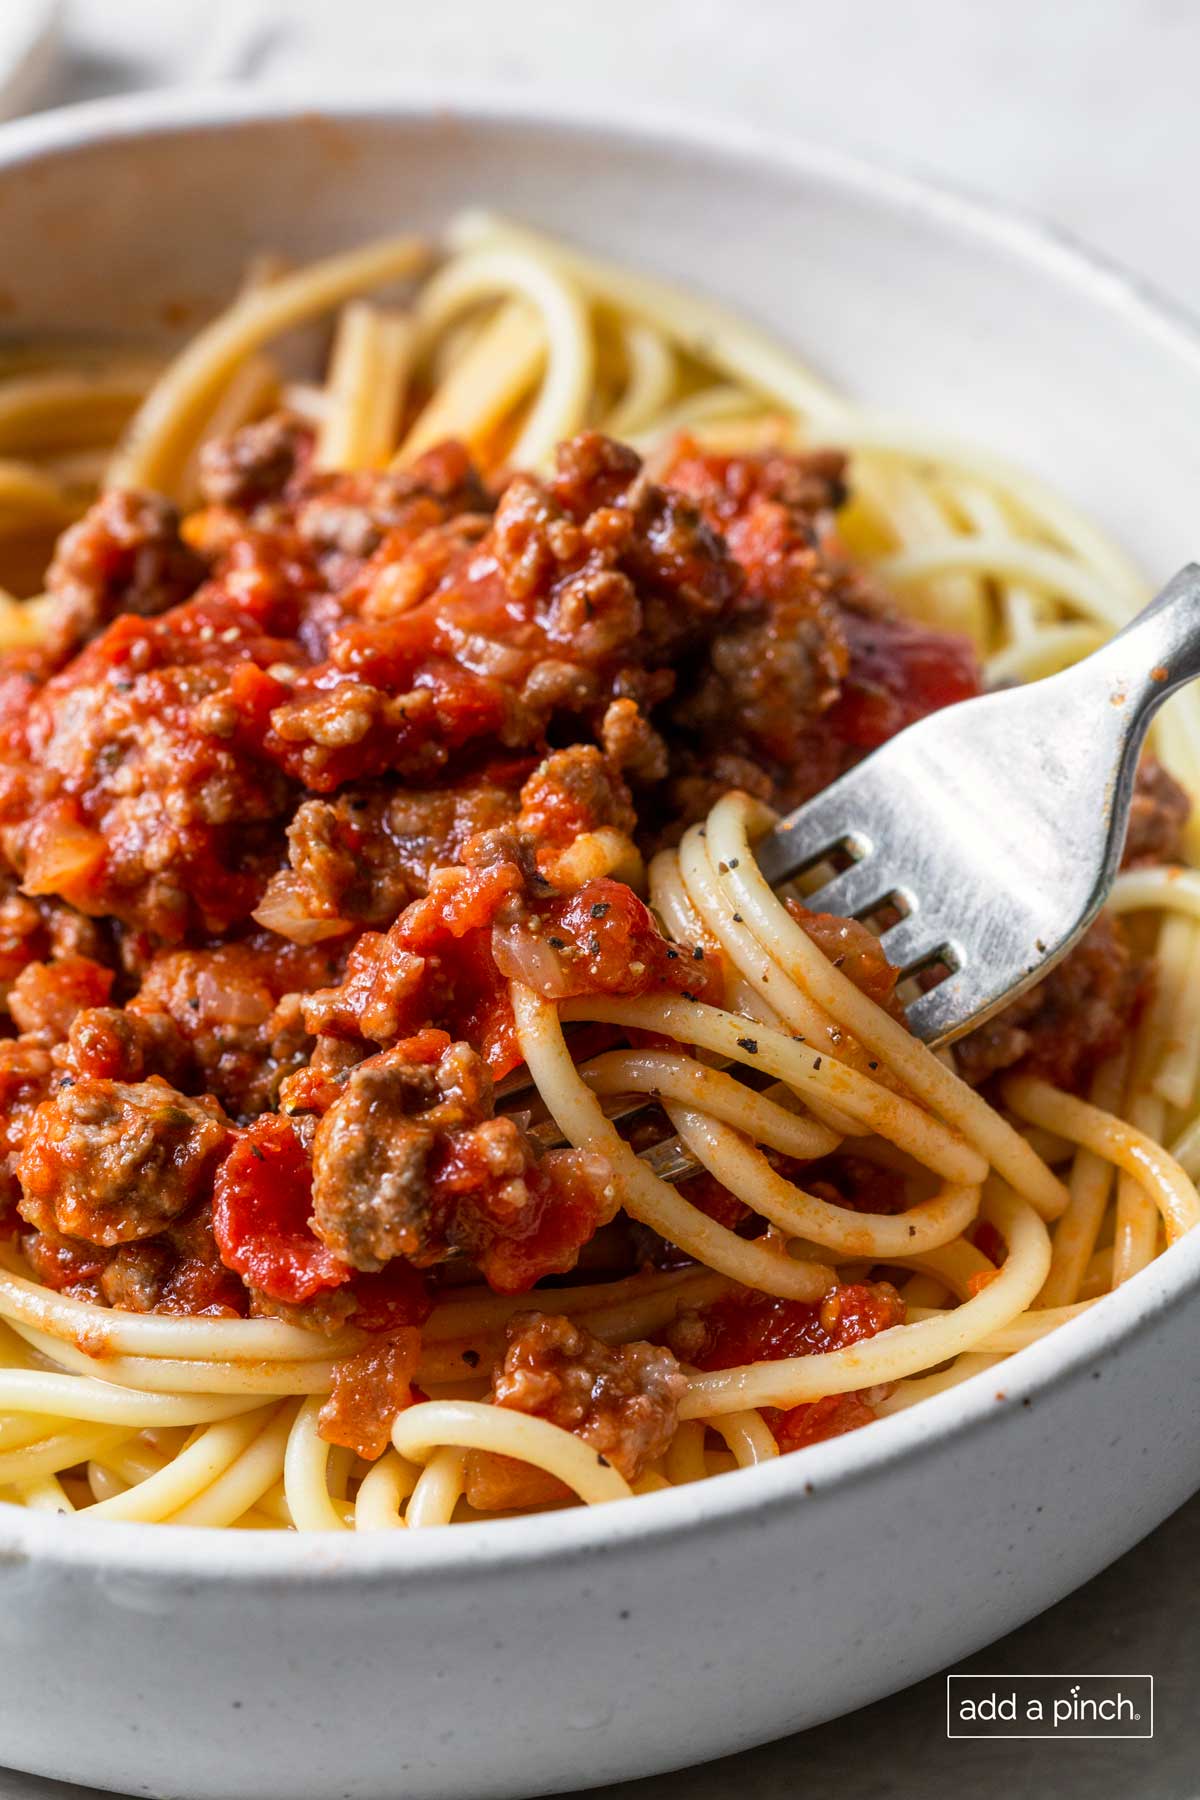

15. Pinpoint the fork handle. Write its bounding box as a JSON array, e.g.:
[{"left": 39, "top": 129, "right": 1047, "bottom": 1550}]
[
  {"left": 1093, "top": 562, "right": 1200, "bottom": 724},
  {"left": 1013, "top": 562, "right": 1200, "bottom": 910}
]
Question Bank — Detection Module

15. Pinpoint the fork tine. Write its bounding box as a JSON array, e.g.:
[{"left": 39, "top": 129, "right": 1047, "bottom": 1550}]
[
  {"left": 753, "top": 776, "right": 872, "bottom": 888},
  {"left": 875, "top": 909, "right": 937, "bottom": 973},
  {"left": 801, "top": 852, "right": 892, "bottom": 920},
  {"left": 495, "top": 1068, "right": 535, "bottom": 1103},
  {"left": 638, "top": 1135, "right": 699, "bottom": 1183},
  {"left": 904, "top": 969, "right": 974, "bottom": 1045}
]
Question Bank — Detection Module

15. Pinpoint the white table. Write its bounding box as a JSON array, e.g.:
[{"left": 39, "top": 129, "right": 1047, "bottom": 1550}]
[{"left": 4, "top": 3, "right": 1199, "bottom": 1794}]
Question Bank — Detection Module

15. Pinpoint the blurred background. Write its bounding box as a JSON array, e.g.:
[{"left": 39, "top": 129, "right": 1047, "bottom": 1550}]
[
  {"left": 1, "top": 3, "right": 1198, "bottom": 1797},
  {"left": 8, "top": 0, "right": 1200, "bottom": 312}
]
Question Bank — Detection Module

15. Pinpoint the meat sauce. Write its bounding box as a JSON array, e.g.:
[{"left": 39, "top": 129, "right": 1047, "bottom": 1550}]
[
  {"left": 667, "top": 1281, "right": 906, "bottom": 1448},
  {"left": 0, "top": 423, "right": 1183, "bottom": 1458}
]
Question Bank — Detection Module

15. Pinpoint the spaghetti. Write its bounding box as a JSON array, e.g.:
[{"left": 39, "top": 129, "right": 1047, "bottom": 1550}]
[{"left": 0, "top": 216, "right": 1196, "bottom": 1532}]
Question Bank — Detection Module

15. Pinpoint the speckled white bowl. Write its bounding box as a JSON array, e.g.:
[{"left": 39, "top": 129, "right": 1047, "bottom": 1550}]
[{"left": 2, "top": 88, "right": 1200, "bottom": 1800}]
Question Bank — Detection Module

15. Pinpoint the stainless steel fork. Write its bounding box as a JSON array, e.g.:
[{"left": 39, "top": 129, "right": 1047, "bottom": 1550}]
[
  {"left": 759, "top": 562, "right": 1200, "bottom": 1044},
  {"left": 516, "top": 564, "right": 1200, "bottom": 1181}
]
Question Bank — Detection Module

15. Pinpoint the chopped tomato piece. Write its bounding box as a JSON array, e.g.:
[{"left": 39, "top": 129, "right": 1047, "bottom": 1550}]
[
  {"left": 830, "top": 608, "right": 980, "bottom": 750},
  {"left": 318, "top": 1332, "right": 422, "bottom": 1460},
  {"left": 212, "top": 1115, "right": 349, "bottom": 1304},
  {"left": 475, "top": 1151, "right": 614, "bottom": 1294},
  {"left": 349, "top": 1259, "right": 434, "bottom": 1332},
  {"left": 670, "top": 1281, "right": 905, "bottom": 1370},
  {"left": 773, "top": 1391, "right": 878, "bottom": 1451}
]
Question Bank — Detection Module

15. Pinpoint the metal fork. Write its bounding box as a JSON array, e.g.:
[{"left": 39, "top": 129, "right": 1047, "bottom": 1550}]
[
  {"left": 515, "top": 565, "right": 1200, "bottom": 1181},
  {"left": 759, "top": 562, "right": 1200, "bottom": 1043}
]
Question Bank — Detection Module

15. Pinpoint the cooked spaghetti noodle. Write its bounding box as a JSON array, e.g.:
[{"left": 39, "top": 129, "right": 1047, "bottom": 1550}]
[{"left": 0, "top": 216, "right": 1196, "bottom": 1532}]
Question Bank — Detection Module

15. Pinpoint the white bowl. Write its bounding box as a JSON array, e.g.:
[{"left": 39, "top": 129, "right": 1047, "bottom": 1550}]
[{"left": 2, "top": 88, "right": 1200, "bottom": 1800}]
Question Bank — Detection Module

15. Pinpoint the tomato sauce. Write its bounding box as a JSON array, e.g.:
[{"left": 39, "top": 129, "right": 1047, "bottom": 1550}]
[{"left": 0, "top": 427, "right": 998, "bottom": 1333}]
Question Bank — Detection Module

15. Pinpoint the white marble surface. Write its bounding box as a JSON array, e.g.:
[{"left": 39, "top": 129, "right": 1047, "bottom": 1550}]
[{"left": 5, "top": 4, "right": 1200, "bottom": 1796}]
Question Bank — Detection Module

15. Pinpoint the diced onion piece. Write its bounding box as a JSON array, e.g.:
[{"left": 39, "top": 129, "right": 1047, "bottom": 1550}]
[
  {"left": 252, "top": 872, "right": 353, "bottom": 945},
  {"left": 195, "top": 969, "right": 272, "bottom": 1027},
  {"left": 491, "top": 920, "right": 571, "bottom": 996}
]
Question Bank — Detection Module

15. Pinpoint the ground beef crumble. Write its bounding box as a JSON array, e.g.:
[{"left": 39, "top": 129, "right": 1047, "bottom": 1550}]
[
  {"left": 1124, "top": 756, "right": 1189, "bottom": 867},
  {"left": 17, "top": 1076, "right": 230, "bottom": 1245},
  {"left": 310, "top": 1029, "right": 614, "bottom": 1291},
  {"left": 952, "top": 912, "right": 1144, "bottom": 1091},
  {"left": 197, "top": 411, "right": 314, "bottom": 511},
  {"left": 465, "top": 1311, "right": 687, "bottom": 1510},
  {"left": 42, "top": 489, "right": 206, "bottom": 664}
]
